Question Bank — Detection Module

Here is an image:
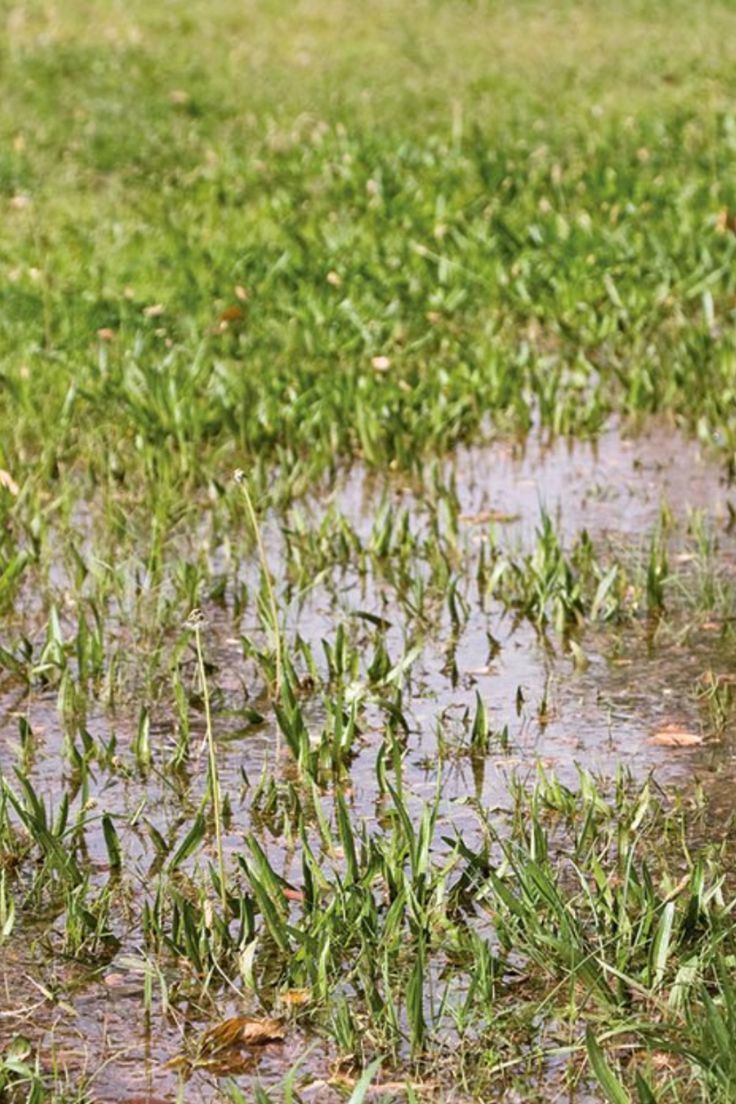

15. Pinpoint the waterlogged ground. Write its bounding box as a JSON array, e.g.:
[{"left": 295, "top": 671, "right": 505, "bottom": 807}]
[
  {"left": 2, "top": 424, "right": 736, "bottom": 1101},
  {"left": 6, "top": 1, "right": 736, "bottom": 1099}
]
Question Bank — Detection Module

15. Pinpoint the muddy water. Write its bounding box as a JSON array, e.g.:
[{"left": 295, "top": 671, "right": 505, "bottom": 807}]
[{"left": 1, "top": 422, "right": 735, "bottom": 1102}]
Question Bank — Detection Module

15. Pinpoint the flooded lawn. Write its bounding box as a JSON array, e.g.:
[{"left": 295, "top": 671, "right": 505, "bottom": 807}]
[
  {"left": 2, "top": 423, "right": 736, "bottom": 1101},
  {"left": 6, "top": 0, "right": 736, "bottom": 1095}
]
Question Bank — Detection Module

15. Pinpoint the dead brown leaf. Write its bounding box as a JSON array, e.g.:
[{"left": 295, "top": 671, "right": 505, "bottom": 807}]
[
  {"left": 199, "top": 1015, "right": 285, "bottom": 1056},
  {"left": 220, "top": 305, "right": 244, "bottom": 324},
  {"left": 648, "top": 723, "right": 703, "bottom": 748},
  {"left": 165, "top": 1015, "right": 284, "bottom": 1075}
]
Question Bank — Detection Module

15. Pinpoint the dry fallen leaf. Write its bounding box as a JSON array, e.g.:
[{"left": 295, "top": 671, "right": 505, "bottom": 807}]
[
  {"left": 0, "top": 470, "right": 19, "bottom": 496},
  {"left": 648, "top": 723, "right": 703, "bottom": 748},
  {"left": 165, "top": 1015, "right": 284, "bottom": 1075},
  {"left": 197, "top": 1051, "right": 258, "bottom": 1075},
  {"left": 220, "top": 305, "right": 244, "bottom": 323},
  {"left": 143, "top": 303, "right": 165, "bottom": 318},
  {"left": 199, "top": 1015, "right": 285, "bottom": 1055},
  {"left": 97, "top": 327, "right": 115, "bottom": 341}
]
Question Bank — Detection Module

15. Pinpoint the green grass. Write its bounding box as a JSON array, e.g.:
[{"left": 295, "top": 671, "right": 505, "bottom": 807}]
[
  {"left": 4, "top": 0, "right": 736, "bottom": 493},
  {"left": 3, "top": 0, "right": 736, "bottom": 1100}
]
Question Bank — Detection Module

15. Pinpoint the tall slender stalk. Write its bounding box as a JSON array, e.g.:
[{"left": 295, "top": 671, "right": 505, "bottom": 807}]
[
  {"left": 189, "top": 611, "right": 227, "bottom": 913},
  {"left": 235, "top": 470, "right": 282, "bottom": 698}
]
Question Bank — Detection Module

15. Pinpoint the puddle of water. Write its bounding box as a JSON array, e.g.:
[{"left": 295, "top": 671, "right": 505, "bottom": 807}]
[
  {"left": 451, "top": 420, "right": 732, "bottom": 539},
  {"left": 324, "top": 420, "right": 732, "bottom": 540},
  {"left": 1, "top": 422, "right": 735, "bottom": 1100}
]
